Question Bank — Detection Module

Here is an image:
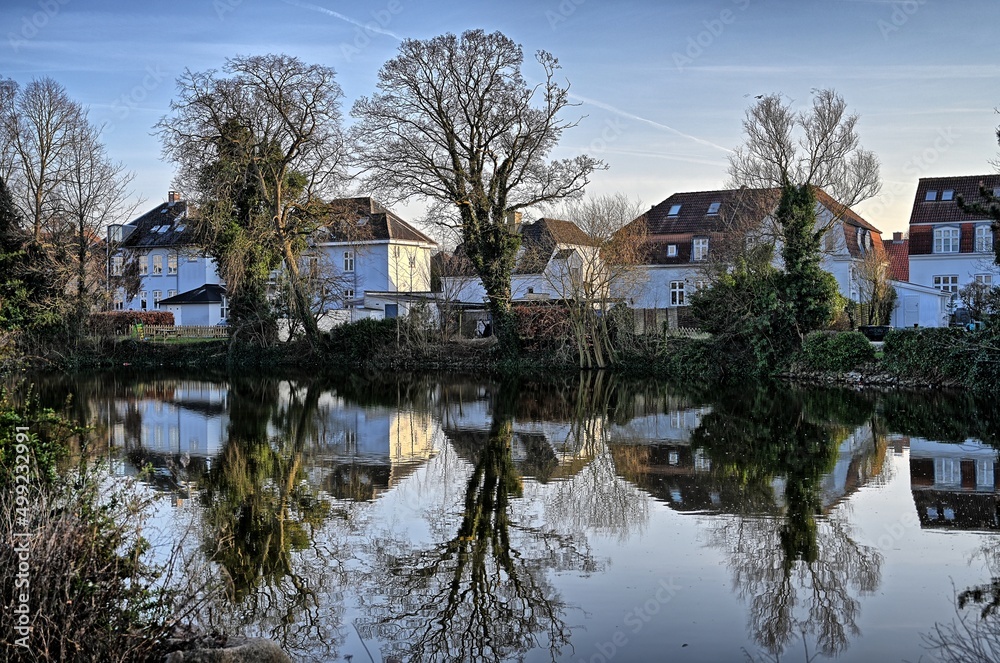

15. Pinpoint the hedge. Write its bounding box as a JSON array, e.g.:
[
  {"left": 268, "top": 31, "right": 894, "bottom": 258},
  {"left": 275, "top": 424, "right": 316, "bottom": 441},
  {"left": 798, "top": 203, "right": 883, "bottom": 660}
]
[
  {"left": 88, "top": 311, "right": 175, "bottom": 336},
  {"left": 797, "top": 331, "right": 875, "bottom": 373}
]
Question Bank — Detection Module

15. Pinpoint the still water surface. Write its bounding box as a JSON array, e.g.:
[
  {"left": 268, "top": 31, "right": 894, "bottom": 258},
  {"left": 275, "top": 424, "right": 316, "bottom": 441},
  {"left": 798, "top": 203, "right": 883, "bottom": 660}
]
[{"left": 32, "top": 371, "right": 1000, "bottom": 662}]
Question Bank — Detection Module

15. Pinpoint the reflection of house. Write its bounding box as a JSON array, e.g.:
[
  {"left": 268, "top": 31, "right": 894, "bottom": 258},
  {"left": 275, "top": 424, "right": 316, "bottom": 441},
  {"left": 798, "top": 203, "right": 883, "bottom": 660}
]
[
  {"left": 613, "top": 423, "right": 885, "bottom": 514},
  {"left": 910, "top": 437, "right": 1000, "bottom": 530},
  {"left": 607, "top": 407, "right": 709, "bottom": 446}
]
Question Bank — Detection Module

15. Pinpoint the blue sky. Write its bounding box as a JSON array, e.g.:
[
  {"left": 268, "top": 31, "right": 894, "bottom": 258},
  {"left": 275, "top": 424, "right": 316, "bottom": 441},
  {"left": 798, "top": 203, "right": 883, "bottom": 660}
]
[{"left": 2, "top": 0, "right": 998, "bottom": 234}]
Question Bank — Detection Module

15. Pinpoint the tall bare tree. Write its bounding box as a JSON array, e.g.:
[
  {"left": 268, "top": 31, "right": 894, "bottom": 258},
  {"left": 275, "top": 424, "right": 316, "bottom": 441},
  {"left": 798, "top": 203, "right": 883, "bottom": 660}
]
[
  {"left": 156, "top": 54, "right": 350, "bottom": 349},
  {"left": 352, "top": 30, "right": 602, "bottom": 356}
]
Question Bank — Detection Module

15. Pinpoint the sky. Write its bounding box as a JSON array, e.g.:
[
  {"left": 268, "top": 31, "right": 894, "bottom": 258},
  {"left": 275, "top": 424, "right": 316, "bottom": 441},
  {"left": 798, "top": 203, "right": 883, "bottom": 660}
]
[{"left": 2, "top": 0, "right": 999, "bottom": 236}]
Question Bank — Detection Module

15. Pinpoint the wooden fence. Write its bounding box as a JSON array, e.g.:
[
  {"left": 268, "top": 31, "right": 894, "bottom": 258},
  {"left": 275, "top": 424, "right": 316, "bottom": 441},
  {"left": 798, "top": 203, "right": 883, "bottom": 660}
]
[{"left": 142, "top": 325, "right": 229, "bottom": 340}]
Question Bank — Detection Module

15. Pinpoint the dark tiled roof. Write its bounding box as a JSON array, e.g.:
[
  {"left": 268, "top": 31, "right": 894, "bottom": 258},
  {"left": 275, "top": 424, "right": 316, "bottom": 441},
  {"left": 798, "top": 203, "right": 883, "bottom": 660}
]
[
  {"left": 321, "top": 197, "right": 436, "bottom": 245},
  {"left": 907, "top": 174, "right": 1000, "bottom": 227},
  {"left": 629, "top": 188, "right": 779, "bottom": 237},
  {"left": 159, "top": 283, "right": 226, "bottom": 305},
  {"left": 514, "top": 217, "right": 594, "bottom": 274},
  {"left": 119, "top": 200, "right": 198, "bottom": 249},
  {"left": 883, "top": 237, "right": 909, "bottom": 281}
]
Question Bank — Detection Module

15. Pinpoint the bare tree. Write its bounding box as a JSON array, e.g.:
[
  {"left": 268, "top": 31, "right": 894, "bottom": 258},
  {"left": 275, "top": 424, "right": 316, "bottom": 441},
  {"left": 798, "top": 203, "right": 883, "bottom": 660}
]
[
  {"left": 542, "top": 193, "right": 647, "bottom": 368},
  {"left": 156, "top": 54, "right": 350, "bottom": 349},
  {"left": 352, "top": 30, "right": 603, "bottom": 356},
  {"left": 854, "top": 248, "right": 897, "bottom": 326}
]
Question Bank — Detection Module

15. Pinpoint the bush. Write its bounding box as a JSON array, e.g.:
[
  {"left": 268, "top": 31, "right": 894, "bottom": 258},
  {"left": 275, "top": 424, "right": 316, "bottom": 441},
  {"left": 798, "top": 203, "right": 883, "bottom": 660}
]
[
  {"left": 797, "top": 331, "right": 875, "bottom": 373},
  {"left": 513, "top": 304, "right": 572, "bottom": 352},
  {"left": 881, "top": 327, "right": 974, "bottom": 385},
  {"left": 89, "top": 310, "right": 175, "bottom": 336},
  {"left": 325, "top": 317, "right": 398, "bottom": 360}
]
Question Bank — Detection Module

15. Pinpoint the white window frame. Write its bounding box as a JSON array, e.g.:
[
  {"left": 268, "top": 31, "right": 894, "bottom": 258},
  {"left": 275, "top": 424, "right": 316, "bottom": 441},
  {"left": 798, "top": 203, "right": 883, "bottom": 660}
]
[
  {"left": 111, "top": 255, "right": 123, "bottom": 276},
  {"left": 344, "top": 288, "right": 355, "bottom": 301},
  {"left": 344, "top": 250, "right": 355, "bottom": 273},
  {"left": 933, "top": 275, "right": 959, "bottom": 293},
  {"left": 975, "top": 274, "right": 993, "bottom": 286},
  {"left": 152, "top": 254, "right": 163, "bottom": 275},
  {"left": 139, "top": 255, "right": 148, "bottom": 276},
  {"left": 692, "top": 237, "right": 709, "bottom": 262},
  {"left": 669, "top": 280, "right": 686, "bottom": 306},
  {"left": 975, "top": 224, "right": 993, "bottom": 253},
  {"left": 139, "top": 290, "right": 147, "bottom": 310},
  {"left": 167, "top": 253, "right": 178, "bottom": 274},
  {"left": 667, "top": 244, "right": 677, "bottom": 258},
  {"left": 667, "top": 204, "right": 682, "bottom": 216},
  {"left": 152, "top": 290, "right": 162, "bottom": 309},
  {"left": 933, "top": 226, "right": 960, "bottom": 254},
  {"left": 167, "top": 289, "right": 177, "bottom": 299},
  {"left": 220, "top": 296, "right": 229, "bottom": 320}
]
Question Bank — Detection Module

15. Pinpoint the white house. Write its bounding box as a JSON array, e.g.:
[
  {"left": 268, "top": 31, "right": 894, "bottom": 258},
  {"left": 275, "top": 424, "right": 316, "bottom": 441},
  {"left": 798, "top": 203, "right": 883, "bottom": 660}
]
[
  {"left": 109, "top": 191, "right": 226, "bottom": 324},
  {"left": 906, "top": 175, "right": 1000, "bottom": 312},
  {"left": 439, "top": 216, "right": 601, "bottom": 305}
]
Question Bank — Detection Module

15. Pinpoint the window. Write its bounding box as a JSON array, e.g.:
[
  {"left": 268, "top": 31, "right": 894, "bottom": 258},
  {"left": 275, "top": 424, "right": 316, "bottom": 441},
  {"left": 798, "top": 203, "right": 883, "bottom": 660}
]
[
  {"left": 139, "top": 256, "right": 148, "bottom": 276},
  {"left": 933, "top": 227, "right": 960, "bottom": 253},
  {"left": 167, "top": 254, "right": 177, "bottom": 274},
  {"left": 692, "top": 237, "right": 708, "bottom": 262},
  {"left": 670, "top": 280, "right": 686, "bottom": 306},
  {"left": 667, "top": 204, "right": 682, "bottom": 216},
  {"left": 975, "top": 274, "right": 993, "bottom": 286},
  {"left": 167, "top": 289, "right": 176, "bottom": 299},
  {"left": 113, "top": 296, "right": 124, "bottom": 310},
  {"left": 344, "top": 288, "right": 355, "bottom": 300},
  {"left": 188, "top": 251, "right": 198, "bottom": 262},
  {"left": 220, "top": 296, "right": 229, "bottom": 320},
  {"left": 409, "top": 255, "right": 416, "bottom": 269},
  {"left": 694, "top": 279, "right": 707, "bottom": 292},
  {"left": 925, "top": 190, "right": 938, "bottom": 201},
  {"left": 344, "top": 250, "right": 355, "bottom": 272},
  {"left": 152, "top": 290, "right": 162, "bottom": 309},
  {"left": 152, "top": 254, "right": 163, "bottom": 275},
  {"left": 935, "top": 458, "right": 960, "bottom": 486},
  {"left": 111, "top": 256, "right": 123, "bottom": 276},
  {"left": 707, "top": 202, "right": 721, "bottom": 215},
  {"left": 933, "top": 275, "right": 959, "bottom": 293},
  {"left": 667, "top": 244, "right": 677, "bottom": 257},
  {"left": 139, "top": 290, "right": 147, "bottom": 310},
  {"left": 976, "top": 225, "right": 993, "bottom": 253},
  {"left": 941, "top": 189, "right": 954, "bottom": 201}
]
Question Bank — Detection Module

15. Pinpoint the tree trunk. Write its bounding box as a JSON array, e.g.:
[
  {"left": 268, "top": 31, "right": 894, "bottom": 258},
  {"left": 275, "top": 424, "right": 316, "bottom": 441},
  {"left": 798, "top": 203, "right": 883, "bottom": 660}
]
[{"left": 279, "top": 240, "right": 321, "bottom": 349}]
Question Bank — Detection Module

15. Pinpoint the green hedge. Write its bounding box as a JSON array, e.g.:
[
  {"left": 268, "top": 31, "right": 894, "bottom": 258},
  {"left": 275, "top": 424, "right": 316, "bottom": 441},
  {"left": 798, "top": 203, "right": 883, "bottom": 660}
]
[
  {"left": 88, "top": 310, "right": 175, "bottom": 335},
  {"left": 324, "top": 317, "right": 398, "bottom": 360},
  {"left": 797, "top": 331, "right": 875, "bottom": 373},
  {"left": 881, "top": 327, "right": 973, "bottom": 385}
]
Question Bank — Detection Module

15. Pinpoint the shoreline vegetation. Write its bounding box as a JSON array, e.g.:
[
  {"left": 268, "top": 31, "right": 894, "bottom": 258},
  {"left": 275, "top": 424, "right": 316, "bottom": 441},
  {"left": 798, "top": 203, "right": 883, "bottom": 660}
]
[{"left": 3, "top": 318, "right": 997, "bottom": 392}]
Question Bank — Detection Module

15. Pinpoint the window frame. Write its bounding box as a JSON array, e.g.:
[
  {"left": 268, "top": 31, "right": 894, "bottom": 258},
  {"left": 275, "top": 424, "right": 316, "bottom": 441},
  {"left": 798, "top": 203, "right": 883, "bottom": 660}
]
[
  {"left": 692, "top": 237, "right": 709, "bottom": 262},
  {"left": 932, "top": 275, "right": 959, "bottom": 293},
  {"left": 667, "top": 204, "right": 682, "bottom": 217},
  {"left": 344, "top": 250, "right": 355, "bottom": 273},
  {"left": 152, "top": 254, "right": 163, "bottom": 275},
  {"left": 167, "top": 253, "right": 178, "bottom": 275},
  {"left": 933, "top": 226, "right": 960, "bottom": 254},
  {"left": 669, "top": 280, "right": 686, "bottom": 306},
  {"left": 975, "top": 224, "right": 993, "bottom": 253},
  {"left": 925, "top": 190, "right": 938, "bottom": 201}
]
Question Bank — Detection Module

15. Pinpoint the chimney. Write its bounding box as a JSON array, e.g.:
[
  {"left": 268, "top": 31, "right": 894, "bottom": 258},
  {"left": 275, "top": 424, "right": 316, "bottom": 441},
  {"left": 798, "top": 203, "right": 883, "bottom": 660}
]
[
  {"left": 893, "top": 231, "right": 902, "bottom": 243},
  {"left": 168, "top": 190, "right": 181, "bottom": 205}
]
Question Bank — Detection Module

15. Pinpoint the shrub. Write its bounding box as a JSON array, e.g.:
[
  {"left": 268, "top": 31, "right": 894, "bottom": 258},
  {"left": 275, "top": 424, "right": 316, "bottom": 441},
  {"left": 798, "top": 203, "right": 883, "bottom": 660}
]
[
  {"left": 513, "top": 304, "right": 572, "bottom": 352},
  {"left": 89, "top": 311, "right": 175, "bottom": 336},
  {"left": 882, "top": 327, "right": 974, "bottom": 385},
  {"left": 797, "top": 331, "right": 875, "bottom": 373},
  {"left": 325, "top": 317, "right": 398, "bottom": 360}
]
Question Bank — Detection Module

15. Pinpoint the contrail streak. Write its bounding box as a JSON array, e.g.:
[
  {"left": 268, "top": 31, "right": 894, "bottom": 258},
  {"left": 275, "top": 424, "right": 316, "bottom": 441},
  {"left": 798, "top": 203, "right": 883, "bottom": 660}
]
[{"left": 281, "top": 0, "right": 402, "bottom": 39}]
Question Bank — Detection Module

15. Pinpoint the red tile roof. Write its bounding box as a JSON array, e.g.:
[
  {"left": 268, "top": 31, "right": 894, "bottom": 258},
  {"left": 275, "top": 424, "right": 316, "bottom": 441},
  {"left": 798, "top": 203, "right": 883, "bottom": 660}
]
[
  {"left": 882, "top": 236, "right": 909, "bottom": 281},
  {"left": 907, "top": 174, "right": 1000, "bottom": 226}
]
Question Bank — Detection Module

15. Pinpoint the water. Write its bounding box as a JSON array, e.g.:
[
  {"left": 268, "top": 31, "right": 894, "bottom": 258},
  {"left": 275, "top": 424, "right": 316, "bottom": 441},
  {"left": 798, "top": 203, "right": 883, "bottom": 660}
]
[{"left": 27, "top": 371, "right": 1000, "bottom": 662}]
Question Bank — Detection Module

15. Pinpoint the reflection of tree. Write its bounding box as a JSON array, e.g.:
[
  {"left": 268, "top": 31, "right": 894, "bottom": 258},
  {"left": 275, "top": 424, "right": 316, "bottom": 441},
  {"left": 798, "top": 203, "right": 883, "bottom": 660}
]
[
  {"left": 355, "top": 380, "right": 597, "bottom": 663},
  {"left": 694, "top": 386, "right": 883, "bottom": 659},
  {"left": 199, "top": 377, "right": 347, "bottom": 661}
]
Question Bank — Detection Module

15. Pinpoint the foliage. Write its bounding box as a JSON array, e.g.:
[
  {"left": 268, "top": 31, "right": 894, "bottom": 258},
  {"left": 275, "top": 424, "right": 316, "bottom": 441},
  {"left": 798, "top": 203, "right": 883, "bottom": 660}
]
[
  {"left": 959, "top": 281, "right": 1000, "bottom": 321},
  {"left": 513, "top": 303, "right": 572, "bottom": 353},
  {"left": 957, "top": 181, "right": 1000, "bottom": 267},
  {"left": 88, "top": 310, "right": 175, "bottom": 335},
  {"left": 797, "top": 331, "right": 875, "bottom": 373},
  {"left": 324, "top": 317, "right": 398, "bottom": 361},
  {"left": 352, "top": 30, "right": 601, "bottom": 357},
  {"left": 880, "top": 327, "right": 990, "bottom": 386}
]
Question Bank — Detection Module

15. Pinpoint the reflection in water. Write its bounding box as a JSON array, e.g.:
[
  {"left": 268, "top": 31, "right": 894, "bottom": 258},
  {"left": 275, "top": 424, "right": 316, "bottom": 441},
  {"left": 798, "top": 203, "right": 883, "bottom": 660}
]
[
  {"left": 692, "top": 387, "right": 885, "bottom": 660},
  {"left": 354, "top": 379, "right": 600, "bottom": 663},
  {"left": 24, "top": 371, "right": 1000, "bottom": 662}
]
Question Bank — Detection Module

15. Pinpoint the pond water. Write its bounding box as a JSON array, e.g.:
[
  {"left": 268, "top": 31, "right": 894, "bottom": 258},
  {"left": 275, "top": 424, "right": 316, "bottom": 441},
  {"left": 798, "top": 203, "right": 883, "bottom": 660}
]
[{"left": 28, "top": 371, "right": 1000, "bottom": 662}]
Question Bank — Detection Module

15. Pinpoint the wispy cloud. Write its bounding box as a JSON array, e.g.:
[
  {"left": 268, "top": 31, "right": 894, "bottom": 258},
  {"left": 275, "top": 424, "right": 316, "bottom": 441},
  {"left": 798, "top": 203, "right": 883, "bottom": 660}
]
[
  {"left": 570, "top": 93, "right": 732, "bottom": 154},
  {"left": 281, "top": 0, "right": 402, "bottom": 39}
]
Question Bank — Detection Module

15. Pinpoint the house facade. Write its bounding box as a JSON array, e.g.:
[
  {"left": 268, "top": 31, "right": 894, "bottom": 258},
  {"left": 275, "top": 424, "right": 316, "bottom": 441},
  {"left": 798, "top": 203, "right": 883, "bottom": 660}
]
[
  {"left": 439, "top": 216, "right": 601, "bottom": 305},
  {"left": 621, "top": 187, "right": 888, "bottom": 311},
  {"left": 109, "top": 191, "right": 225, "bottom": 324},
  {"left": 906, "top": 175, "right": 1000, "bottom": 307}
]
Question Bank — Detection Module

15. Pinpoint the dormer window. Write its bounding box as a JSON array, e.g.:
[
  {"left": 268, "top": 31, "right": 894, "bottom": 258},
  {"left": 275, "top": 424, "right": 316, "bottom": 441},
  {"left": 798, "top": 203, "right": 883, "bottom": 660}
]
[
  {"left": 976, "top": 224, "right": 993, "bottom": 253},
  {"left": 692, "top": 237, "right": 709, "bottom": 261},
  {"left": 667, "top": 244, "right": 677, "bottom": 257},
  {"left": 941, "top": 189, "right": 954, "bottom": 201},
  {"left": 707, "top": 202, "right": 721, "bottom": 215},
  {"left": 668, "top": 204, "right": 682, "bottom": 217},
  {"left": 925, "top": 190, "right": 938, "bottom": 201},
  {"left": 933, "top": 226, "right": 959, "bottom": 253}
]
